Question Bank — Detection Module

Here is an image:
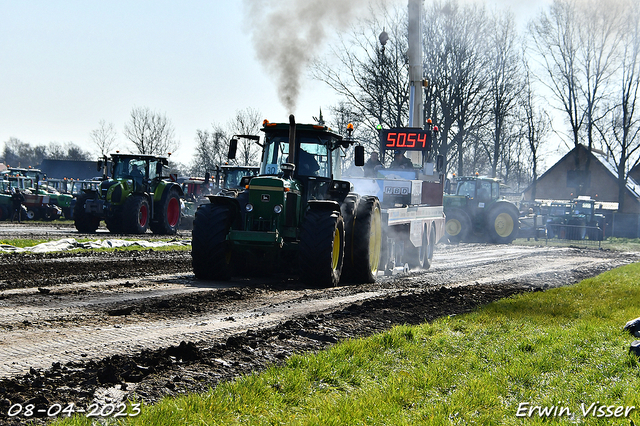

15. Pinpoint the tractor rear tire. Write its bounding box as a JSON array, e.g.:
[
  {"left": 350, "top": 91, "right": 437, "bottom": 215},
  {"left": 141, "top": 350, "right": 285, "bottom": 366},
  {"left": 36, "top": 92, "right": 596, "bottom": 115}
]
[
  {"left": 445, "top": 208, "right": 471, "bottom": 243},
  {"left": 123, "top": 196, "right": 150, "bottom": 234},
  {"left": 150, "top": 187, "right": 181, "bottom": 235},
  {"left": 348, "top": 196, "right": 382, "bottom": 283},
  {"left": 74, "top": 194, "right": 100, "bottom": 233},
  {"left": 191, "top": 203, "right": 234, "bottom": 280},
  {"left": 487, "top": 204, "right": 519, "bottom": 244},
  {"left": 299, "top": 209, "right": 345, "bottom": 287}
]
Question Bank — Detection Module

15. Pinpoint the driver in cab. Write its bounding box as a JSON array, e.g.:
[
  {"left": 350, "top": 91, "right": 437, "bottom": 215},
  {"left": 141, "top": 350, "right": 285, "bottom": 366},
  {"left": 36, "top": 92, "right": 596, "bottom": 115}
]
[
  {"left": 389, "top": 150, "right": 413, "bottom": 169},
  {"left": 130, "top": 163, "right": 144, "bottom": 185}
]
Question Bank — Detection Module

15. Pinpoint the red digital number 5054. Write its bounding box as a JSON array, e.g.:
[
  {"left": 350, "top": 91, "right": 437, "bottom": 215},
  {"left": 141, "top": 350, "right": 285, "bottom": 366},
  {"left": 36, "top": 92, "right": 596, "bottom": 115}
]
[{"left": 379, "top": 128, "right": 432, "bottom": 151}]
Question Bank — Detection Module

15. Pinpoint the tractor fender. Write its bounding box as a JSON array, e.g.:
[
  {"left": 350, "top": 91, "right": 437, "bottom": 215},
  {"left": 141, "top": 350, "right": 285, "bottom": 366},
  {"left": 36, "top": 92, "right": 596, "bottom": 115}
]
[
  {"left": 307, "top": 200, "right": 341, "bottom": 213},
  {"left": 487, "top": 199, "right": 520, "bottom": 219},
  {"left": 153, "top": 181, "right": 183, "bottom": 202},
  {"left": 206, "top": 195, "right": 241, "bottom": 212},
  {"left": 152, "top": 182, "right": 183, "bottom": 217}
]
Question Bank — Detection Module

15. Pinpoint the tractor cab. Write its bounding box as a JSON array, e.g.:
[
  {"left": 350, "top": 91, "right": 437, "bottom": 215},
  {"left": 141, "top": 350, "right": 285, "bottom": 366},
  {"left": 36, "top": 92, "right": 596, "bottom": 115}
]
[
  {"left": 219, "top": 166, "right": 259, "bottom": 191},
  {"left": 108, "top": 154, "right": 166, "bottom": 191},
  {"left": 454, "top": 177, "right": 501, "bottom": 203},
  {"left": 227, "top": 118, "right": 354, "bottom": 210}
]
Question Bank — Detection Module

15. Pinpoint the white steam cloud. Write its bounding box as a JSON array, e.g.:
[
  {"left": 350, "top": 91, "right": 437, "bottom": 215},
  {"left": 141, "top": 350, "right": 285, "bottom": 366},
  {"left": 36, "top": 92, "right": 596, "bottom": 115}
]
[{"left": 244, "top": 0, "right": 370, "bottom": 113}]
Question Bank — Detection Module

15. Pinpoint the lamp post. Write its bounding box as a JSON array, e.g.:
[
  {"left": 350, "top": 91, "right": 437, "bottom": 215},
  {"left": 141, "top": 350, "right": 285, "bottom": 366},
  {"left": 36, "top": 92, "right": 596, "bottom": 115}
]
[{"left": 408, "top": 0, "right": 423, "bottom": 129}]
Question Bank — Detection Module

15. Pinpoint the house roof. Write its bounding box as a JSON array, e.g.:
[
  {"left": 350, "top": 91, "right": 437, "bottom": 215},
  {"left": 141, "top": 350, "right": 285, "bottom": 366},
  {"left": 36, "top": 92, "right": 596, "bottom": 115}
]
[
  {"left": 590, "top": 148, "right": 640, "bottom": 199},
  {"left": 525, "top": 144, "right": 640, "bottom": 199}
]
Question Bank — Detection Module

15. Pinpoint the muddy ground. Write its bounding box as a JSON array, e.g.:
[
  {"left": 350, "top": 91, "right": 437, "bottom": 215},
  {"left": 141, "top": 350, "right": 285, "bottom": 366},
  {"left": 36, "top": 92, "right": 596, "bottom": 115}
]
[{"left": 0, "top": 225, "right": 637, "bottom": 425}]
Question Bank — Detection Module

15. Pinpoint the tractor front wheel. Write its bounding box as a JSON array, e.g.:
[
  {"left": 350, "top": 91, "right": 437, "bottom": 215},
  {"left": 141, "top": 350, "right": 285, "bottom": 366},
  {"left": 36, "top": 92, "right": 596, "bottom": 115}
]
[
  {"left": 123, "top": 196, "right": 150, "bottom": 234},
  {"left": 445, "top": 208, "right": 471, "bottom": 243},
  {"left": 299, "top": 209, "right": 345, "bottom": 287},
  {"left": 74, "top": 194, "right": 100, "bottom": 233},
  {"left": 105, "top": 213, "right": 124, "bottom": 234},
  {"left": 191, "top": 203, "right": 234, "bottom": 280}
]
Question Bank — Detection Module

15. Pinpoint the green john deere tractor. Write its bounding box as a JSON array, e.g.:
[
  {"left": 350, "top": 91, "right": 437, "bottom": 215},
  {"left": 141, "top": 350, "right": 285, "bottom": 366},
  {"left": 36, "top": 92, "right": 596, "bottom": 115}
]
[
  {"left": 191, "top": 116, "right": 383, "bottom": 287},
  {"left": 443, "top": 176, "right": 520, "bottom": 244},
  {"left": 74, "top": 154, "right": 183, "bottom": 234}
]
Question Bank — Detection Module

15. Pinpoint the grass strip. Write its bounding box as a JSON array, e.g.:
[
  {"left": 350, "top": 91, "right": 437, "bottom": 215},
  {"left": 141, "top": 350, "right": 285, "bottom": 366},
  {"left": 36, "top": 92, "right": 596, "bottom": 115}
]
[{"left": 55, "top": 263, "right": 640, "bottom": 425}]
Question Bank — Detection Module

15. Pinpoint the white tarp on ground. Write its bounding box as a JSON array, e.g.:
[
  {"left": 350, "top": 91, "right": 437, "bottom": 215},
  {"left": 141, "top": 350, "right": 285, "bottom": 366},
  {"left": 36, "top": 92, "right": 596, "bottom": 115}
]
[{"left": 0, "top": 238, "right": 191, "bottom": 253}]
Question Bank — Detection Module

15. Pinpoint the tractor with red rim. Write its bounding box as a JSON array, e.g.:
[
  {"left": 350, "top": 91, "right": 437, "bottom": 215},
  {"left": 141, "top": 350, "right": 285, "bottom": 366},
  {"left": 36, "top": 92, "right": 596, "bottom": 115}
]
[{"left": 74, "top": 153, "right": 182, "bottom": 234}]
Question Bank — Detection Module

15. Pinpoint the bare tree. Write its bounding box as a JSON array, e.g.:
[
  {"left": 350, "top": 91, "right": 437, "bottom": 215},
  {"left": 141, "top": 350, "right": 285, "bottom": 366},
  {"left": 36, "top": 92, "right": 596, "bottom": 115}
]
[
  {"left": 190, "top": 125, "right": 229, "bottom": 176},
  {"left": 597, "top": 0, "right": 640, "bottom": 212},
  {"left": 485, "top": 10, "right": 523, "bottom": 178},
  {"left": 227, "top": 107, "right": 262, "bottom": 166},
  {"left": 45, "top": 142, "right": 91, "bottom": 161},
  {"left": 311, "top": 2, "right": 409, "bottom": 141},
  {"left": 90, "top": 120, "right": 117, "bottom": 157},
  {"left": 521, "top": 60, "right": 551, "bottom": 201},
  {"left": 124, "top": 107, "right": 178, "bottom": 156},
  {"left": 576, "top": 0, "right": 623, "bottom": 171},
  {"left": 423, "top": 0, "right": 490, "bottom": 176},
  {"left": 528, "top": 0, "right": 583, "bottom": 151}
]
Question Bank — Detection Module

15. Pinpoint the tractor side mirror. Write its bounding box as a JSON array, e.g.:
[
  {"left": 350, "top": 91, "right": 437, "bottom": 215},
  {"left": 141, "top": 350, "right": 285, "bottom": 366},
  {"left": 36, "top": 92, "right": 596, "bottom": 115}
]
[
  {"left": 228, "top": 139, "right": 238, "bottom": 160},
  {"left": 204, "top": 172, "right": 210, "bottom": 184},
  {"left": 354, "top": 145, "right": 365, "bottom": 167},
  {"left": 97, "top": 160, "right": 102, "bottom": 171},
  {"left": 436, "top": 155, "right": 444, "bottom": 173},
  {"left": 156, "top": 162, "right": 163, "bottom": 177}
]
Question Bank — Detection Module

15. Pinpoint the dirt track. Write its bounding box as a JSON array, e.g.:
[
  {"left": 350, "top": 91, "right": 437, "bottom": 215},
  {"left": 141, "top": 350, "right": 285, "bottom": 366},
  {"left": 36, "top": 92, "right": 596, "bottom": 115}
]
[{"left": 0, "top": 225, "right": 637, "bottom": 425}]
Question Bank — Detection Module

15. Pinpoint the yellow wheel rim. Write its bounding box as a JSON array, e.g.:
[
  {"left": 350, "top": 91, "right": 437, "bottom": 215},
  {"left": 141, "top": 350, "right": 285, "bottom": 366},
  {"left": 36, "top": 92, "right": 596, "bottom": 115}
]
[
  {"left": 494, "top": 212, "right": 514, "bottom": 237},
  {"left": 368, "top": 207, "right": 382, "bottom": 273},
  {"left": 332, "top": 227, "right": 341, "bottom": 271},
  {"left": 446, "top": 218, "right": 462, "bottom": 236}
]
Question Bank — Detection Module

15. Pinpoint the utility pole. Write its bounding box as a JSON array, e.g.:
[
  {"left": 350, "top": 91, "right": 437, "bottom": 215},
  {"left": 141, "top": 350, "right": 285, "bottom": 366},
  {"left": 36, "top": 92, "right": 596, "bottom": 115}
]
[{"left": 407, "top": 0, "right": 423, "bottom": 129}]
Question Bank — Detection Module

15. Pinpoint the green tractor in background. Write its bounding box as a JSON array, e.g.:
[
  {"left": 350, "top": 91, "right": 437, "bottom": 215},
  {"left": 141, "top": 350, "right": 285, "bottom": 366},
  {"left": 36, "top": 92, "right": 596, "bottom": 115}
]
[
  {"left": 74, "top": 154, "right": 183, "bottom": 234},
  {"left": 191, "top": 116, "right": 382, "bottom": 287},
  {"left": 2, "top": 167, "right": 71, "bottom": 220},
  {"left": 443, "top": 176, "right": 520, "bottom": 244},
  {"left": 547, "top": 196, "right": 605, "bottom": 241}
]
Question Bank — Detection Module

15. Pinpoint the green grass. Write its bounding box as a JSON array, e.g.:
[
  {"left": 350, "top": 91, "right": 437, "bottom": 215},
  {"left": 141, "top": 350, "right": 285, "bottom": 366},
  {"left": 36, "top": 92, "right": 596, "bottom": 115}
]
[{"left": 52, "top": 262, "right": 640, "bottom": 425}]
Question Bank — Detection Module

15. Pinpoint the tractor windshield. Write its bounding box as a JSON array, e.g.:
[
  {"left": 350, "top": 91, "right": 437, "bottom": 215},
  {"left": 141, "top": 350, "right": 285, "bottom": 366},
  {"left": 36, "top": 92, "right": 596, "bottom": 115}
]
[
  {"left": 572, "top": 201, "right": 593, "bottom": 215},
  {"left": 261, "top": 134, "right": 331, "bottom": 178},
  {"left": 456, "top": 180, "right": 476, "bottom": 198},
  {"left": 113, "top": 157, "right": 148, "bottom": 180},
  {"left": 223, "top": 168, "right": 259, "bottom": 189}
]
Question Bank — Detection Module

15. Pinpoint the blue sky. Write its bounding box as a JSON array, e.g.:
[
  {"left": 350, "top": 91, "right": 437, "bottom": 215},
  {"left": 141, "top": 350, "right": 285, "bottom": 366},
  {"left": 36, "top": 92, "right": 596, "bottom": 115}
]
[
  {"left": 0, "top": 0, "right": 550, "bottom": 167},
  {"left": 0, "top": 0, "right": 343, "bottom": 165}
]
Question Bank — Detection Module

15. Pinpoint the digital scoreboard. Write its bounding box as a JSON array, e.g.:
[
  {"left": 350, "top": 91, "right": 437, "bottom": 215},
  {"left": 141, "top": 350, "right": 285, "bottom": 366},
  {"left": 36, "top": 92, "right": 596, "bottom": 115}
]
[{"left": 379, "top": 128, "right": 432, "bottom": 151}]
